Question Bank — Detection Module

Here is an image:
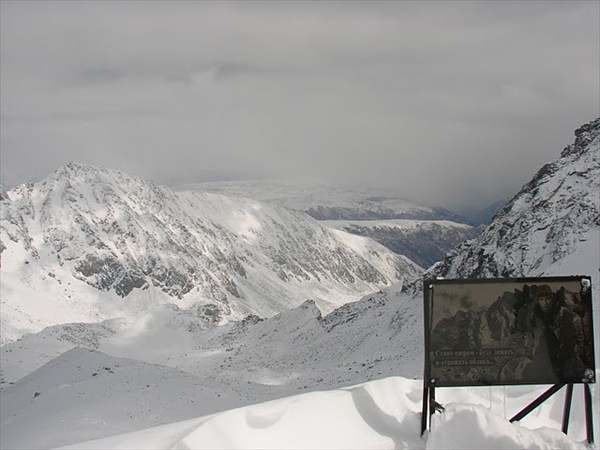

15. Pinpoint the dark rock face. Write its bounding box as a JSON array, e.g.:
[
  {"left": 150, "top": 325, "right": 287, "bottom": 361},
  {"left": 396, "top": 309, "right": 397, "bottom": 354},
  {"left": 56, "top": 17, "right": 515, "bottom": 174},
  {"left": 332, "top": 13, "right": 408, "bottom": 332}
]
[{"left": 338, "top": 222, "right": 480, "bottom": 269}]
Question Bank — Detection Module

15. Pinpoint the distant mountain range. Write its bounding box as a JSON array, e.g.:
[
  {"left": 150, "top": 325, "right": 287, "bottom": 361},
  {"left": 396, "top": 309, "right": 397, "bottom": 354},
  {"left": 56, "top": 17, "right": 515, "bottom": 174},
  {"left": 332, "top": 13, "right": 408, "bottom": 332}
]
[
  {"left": 177, "top": 181, "right": 481, "bottom": 268},
  {"left": 175, "top": 181, "right": 467, "bottom": 221}
]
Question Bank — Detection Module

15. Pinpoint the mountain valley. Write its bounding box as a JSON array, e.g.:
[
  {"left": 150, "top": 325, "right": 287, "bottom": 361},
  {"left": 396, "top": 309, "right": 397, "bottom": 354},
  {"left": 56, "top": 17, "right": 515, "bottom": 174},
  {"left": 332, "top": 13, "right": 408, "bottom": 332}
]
[
  {"left": 1, "top": 118, "right": 599, "bottom": 449},
  {"left": 176, "top": 180, "right": 481, "bottom": 268}
]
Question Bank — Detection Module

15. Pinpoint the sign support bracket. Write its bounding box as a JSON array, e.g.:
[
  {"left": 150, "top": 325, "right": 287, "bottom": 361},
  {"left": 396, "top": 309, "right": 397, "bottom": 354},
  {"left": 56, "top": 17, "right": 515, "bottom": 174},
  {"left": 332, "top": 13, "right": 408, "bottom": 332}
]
[
  {"left": 508, "top": 383, "right": 594, "bottom": 444},
  {"left": 420, "top": 384, "right": 430, "bottom": 436},
  {"left": 509, "top": 383, "right": 565, "bottom": 423},
  {"left": 584, "top": 383, "right": 595, "bottom": 444},
  {"left": 561, "top": 384, "right": 573, "bottom": 434}
]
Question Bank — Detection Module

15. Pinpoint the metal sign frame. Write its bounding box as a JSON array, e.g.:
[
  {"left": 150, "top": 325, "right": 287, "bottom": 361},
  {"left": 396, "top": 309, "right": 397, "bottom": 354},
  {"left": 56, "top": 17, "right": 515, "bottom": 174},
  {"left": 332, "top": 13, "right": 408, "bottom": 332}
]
[{"left": 420, "top": 276, "right": 596, "bottom": 443}]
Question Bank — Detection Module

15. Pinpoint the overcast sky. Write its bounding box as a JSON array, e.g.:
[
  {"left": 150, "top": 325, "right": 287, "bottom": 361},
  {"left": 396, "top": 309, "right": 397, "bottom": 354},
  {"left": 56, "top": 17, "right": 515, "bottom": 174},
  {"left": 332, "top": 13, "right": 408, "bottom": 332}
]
[{"left": 1, "top": 1, "right": 598, "bottom": 211}]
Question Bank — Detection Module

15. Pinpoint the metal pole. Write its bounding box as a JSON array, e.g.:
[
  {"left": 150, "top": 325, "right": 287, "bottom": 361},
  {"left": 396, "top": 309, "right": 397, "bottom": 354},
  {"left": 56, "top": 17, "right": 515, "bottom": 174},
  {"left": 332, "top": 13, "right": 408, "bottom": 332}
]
[
  {"left": 584, "top": 383, "right": 594, "bottom": 444},
  {"left": 429, "top": 385, "right": 436, "bottom": 428},
  {"left": 421, "top": 385, "right": 429, "bottom": 436},
  {"left": 510, "top": 384, "right": 565, "bottom": 423},
  {"left": 561, "top": 384, "right": 573, "bottom": 435},
  {"left": 421, "top": 281, "right": 432, "bottom": 437}
]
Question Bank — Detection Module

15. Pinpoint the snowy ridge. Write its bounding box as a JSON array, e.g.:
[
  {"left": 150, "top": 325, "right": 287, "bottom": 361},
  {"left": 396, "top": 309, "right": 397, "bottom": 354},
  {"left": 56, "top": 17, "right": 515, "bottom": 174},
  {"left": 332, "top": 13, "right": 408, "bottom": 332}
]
[
  {"left": 427, "top": 117, "right": 600, "bottom": 281},
  {"left": 0, "top": 163, "right": 421, "bottom": 343},
  {"left": 9, "top": 285, "right": 589, "bottom": 449}
]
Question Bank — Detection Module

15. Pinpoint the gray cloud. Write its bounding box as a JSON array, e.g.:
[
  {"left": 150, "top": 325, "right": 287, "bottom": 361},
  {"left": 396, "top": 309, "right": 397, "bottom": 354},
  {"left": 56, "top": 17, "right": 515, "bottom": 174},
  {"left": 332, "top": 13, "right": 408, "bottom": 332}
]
[{"left": 1, "top": 1, "right": 598, "bottom": 210}]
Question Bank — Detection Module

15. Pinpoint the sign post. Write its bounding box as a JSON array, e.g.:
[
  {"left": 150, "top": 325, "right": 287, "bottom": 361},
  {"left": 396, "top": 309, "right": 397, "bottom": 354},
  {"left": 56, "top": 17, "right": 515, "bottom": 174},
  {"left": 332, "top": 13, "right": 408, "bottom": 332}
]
[{"left": 421, "top": 276, "right": 596, "bottom": 442}]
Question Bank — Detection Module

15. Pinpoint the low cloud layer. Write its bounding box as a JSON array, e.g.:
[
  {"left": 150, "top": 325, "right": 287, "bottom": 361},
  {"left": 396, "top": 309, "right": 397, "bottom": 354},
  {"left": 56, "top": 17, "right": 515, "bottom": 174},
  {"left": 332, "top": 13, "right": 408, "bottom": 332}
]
[{"left": 1, "top": 1, "right": 598, "bottom": 210}]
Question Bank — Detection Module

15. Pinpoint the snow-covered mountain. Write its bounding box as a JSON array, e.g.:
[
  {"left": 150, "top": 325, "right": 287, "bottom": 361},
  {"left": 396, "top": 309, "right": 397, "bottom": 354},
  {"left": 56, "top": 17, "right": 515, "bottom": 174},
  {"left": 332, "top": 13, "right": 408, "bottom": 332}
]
[
  {"left": 1, "top": 118, "right": 599, "bottom": 449},
  {"left": 0, "top": 163, "right": 420, "bottom": 344},
  {"left": 178, "top": 180, "right": 466, "bottom": 222},
  {"left": 177, "top": 180, "right": 479, "bottom": 268},
  {"left": 427, "top": 117, "right": 599, "bottom": 280}
]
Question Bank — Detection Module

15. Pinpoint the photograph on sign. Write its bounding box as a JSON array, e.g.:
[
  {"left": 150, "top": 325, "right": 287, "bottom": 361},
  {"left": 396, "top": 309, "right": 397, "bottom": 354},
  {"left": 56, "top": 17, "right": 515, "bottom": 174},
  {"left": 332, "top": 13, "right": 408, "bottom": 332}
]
[{"left": 424, "top": 277, "right": 595, "bottom": 387}]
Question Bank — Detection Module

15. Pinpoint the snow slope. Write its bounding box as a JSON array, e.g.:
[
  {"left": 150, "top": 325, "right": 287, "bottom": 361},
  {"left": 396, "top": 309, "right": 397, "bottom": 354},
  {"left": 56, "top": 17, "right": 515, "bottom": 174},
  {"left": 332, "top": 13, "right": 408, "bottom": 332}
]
[
  {"left": 1, "top": 285, "right": 423, "bottom": 400},
  {"left": 97, "top": 286, "right": 423, "bottom": 392},
  {"left": 60, "top": 376, "right": 589, "bottom": 450},
  {"left": 0, "top": 285, "right": 426, "bottom": 449},
  {"left": 0, "top": 347, "right": 276, "bottom": 449}
]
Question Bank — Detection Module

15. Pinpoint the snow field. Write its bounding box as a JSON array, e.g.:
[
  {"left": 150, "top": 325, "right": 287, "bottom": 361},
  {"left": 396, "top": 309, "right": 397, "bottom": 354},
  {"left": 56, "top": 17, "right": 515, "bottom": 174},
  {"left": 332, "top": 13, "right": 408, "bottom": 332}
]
[{"left": 59, "top": 376, "right": 595, "bottom": 450}]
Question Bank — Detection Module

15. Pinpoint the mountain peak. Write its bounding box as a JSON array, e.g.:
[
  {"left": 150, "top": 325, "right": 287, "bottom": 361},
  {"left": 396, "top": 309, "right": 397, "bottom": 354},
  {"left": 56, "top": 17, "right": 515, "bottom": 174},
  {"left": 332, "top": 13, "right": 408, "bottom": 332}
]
[
  {"left": 427, "top": 117, "right": 599, "bottom": 280},
  {"left": 1, "top": 164, "right": 419, "bottom": 343},
  {"left": 55, "top": 161, "right": 102, "bottom": 177},
  {"left": 561, "top": 117, "right": 600, "bottom": 158},
  {"left": 49, "top": 162, "right": 126, "bottom": 185}
]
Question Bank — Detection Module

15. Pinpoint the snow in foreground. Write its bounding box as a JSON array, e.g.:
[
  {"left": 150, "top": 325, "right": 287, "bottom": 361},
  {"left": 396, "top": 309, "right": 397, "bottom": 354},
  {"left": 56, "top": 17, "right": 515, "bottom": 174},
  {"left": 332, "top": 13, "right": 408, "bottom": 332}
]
[{"left": 60, "top": 376, "right": 594, "bottom": 450}]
